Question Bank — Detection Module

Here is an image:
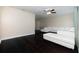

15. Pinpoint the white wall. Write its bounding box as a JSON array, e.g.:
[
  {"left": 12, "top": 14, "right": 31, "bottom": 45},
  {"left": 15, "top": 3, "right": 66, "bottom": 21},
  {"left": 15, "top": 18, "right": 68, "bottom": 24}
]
[
  {"left": 1, "top": 7, "right": 35, "bottom": 40},
  {"left": 39, "top": 13, "right": 73, "bottom": 28},
  {"left": 77, "top": 7, "right": 79, "bottom": 52}
]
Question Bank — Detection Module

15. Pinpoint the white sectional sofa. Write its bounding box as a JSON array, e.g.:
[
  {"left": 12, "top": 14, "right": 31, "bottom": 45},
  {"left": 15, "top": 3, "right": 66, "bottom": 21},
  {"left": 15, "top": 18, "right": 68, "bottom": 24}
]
[{"left": 43, "top": 27, "right": 75, "bottom": 49}]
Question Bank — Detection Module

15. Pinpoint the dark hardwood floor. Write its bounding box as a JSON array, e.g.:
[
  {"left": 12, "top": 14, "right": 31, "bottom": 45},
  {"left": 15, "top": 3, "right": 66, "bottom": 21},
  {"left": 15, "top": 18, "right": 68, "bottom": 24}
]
[{"left": 0, "top": 30, "right": 78, "bottom": 53}]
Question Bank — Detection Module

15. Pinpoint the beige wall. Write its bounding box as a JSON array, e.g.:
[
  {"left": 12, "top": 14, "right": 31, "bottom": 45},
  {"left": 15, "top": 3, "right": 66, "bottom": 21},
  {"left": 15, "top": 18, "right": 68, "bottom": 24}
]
[
  {"left": 0, "top": 7, "right": 2, "bottom": 39},
  {"left": 40, "top": 13, "right": 73, "bottom": 28},
  {"left": 35, "top": 19, "right": 40, "bottom": 30},
  {"left": 1, "top": 7, "right": 35, "bottom": 40}
]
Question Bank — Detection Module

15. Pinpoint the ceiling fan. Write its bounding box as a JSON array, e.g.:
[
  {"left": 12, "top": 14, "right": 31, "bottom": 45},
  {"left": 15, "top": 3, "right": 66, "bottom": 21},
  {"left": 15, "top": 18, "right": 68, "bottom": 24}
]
[{"left": 44, "top": 8, "right": 56, "bottom": 15}]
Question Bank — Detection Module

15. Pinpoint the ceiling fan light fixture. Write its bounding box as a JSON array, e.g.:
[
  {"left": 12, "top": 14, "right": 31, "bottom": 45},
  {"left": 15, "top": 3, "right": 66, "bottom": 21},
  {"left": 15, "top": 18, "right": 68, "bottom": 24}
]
[{"left": 47, "top": 11, "right": 51, "bottom": 15}]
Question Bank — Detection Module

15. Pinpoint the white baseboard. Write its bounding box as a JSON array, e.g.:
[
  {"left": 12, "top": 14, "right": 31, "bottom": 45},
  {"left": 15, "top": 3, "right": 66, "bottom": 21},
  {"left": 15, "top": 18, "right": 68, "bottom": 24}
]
[
  {"left": 0, "top": 40, "right": 1, "bottom": 44},
  {"left": 1, "top": 33, "right": 35, "bottom": 41}
]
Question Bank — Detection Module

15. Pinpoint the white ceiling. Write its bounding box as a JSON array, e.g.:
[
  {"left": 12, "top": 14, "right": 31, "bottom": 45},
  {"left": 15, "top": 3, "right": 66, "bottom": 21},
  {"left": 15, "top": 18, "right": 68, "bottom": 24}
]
[{"left": 13, "top": 6, "right": 74, "bottom": 18}]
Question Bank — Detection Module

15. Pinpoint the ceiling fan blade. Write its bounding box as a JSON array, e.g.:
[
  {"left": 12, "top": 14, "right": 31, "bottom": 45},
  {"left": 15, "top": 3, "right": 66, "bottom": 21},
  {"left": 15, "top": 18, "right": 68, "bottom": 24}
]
[
  {"left": 51, "top": 12, "right": 56, "bottom": 13},
  {"left": 51, "top": 9, "right": 55, "bottom": 11}
]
